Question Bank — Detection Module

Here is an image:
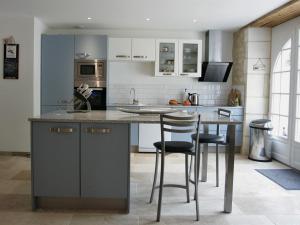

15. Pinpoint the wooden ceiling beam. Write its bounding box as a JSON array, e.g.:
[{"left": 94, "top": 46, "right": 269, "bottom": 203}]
[{"left": 245, "top": 0, "right": 300, "bottom": 28}]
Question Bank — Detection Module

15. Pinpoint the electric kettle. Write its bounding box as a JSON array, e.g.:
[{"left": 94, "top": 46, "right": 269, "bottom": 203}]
[{"left": 188, "top": 93, "right": 200, "bottom": 106}]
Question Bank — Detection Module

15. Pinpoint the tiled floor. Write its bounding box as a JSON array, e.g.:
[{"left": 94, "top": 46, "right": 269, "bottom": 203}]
[{"left": 0, "top": 153, "right": 299, "bottom": 225}]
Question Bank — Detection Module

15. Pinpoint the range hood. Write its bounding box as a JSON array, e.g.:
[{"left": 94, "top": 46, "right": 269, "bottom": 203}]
[{"left": 199, "top": 30, "right": 233, "bottom": 82}]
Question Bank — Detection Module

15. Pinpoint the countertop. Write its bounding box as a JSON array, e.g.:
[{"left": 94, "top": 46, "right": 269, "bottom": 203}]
[
  {"left": 108, "top": 104, "right": 244, "bottom": 108},
  {"left": 29, "top": 110, "right": 243, "bottom": 125}
]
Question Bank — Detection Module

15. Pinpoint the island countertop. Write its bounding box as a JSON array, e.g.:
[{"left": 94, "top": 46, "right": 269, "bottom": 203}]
[{"left": 29, "top": 110, "right": 242, "bottom": 124}]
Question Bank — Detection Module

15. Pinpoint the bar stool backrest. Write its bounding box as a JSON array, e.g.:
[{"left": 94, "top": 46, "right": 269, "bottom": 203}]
[
  {"left": 217, "top": 108, "right": 231, "bottom": 136},
  {"left": 159, "top": 113, "right": 201, "bottom": 152}
]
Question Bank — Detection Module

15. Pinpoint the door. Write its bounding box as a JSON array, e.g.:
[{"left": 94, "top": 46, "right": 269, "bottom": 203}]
[
  {"left": 178, "top": 40, "right": 202, "bottom": 77},
  {"left": 81, "top": 123, "right": 130, "bottom": 198},
  {"left": 108, "top": 38, "right": 131, "bottom": 61},
  {"left": 155, "top": 39, "right": 178, "bottom": 76},
  {"left": 32, "top": 122, "right": 80, "bottom": 197},
  {"left": 75, "top": 35, "right": 107, "bottom": 59},
  {"left": 41, "top": 35, "right": 74, "bottom": 107},
  {"left": 291, "top": 29, "right": 300, "bottom": 169},
  {"left": 270, "top": 28, "right": 300, "bottom": 170},
  {"left": 132, "top": 38, "right": 155, "bottom": 61}
]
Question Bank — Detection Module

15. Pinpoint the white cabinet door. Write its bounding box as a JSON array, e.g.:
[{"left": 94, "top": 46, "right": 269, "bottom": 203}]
[
  {"left": 132, "top": 38, "right": 155, "bottom": 61},
  {"left": 178, "top": 40, "right": 202, "bottom": 77},
  {"left": 155, "top": 39, "right": 178, "bottom": 77},
  {"left": 138, "top": 124, "right": 171, "bottom": 152},
  {"left": 108, "top": 38, "right": 131, "bottom": 61}
]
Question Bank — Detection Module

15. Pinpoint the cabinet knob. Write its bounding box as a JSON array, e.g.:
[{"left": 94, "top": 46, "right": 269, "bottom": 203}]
[
  {"left": 86, "top": 128, "right": 111, "bottom": 134},
  {"left": 49, "top": 127, "right": 74, "bottom": 133}
]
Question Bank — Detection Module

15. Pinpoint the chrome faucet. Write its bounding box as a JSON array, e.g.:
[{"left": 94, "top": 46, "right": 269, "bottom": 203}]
[{"left": 130, "top": 88, "right": 139, "bottom": 105}]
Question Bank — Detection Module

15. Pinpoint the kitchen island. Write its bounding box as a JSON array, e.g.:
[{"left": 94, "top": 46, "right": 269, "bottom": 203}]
[{"left": 29, "top": 110, "right": 242, "bottom": 213}]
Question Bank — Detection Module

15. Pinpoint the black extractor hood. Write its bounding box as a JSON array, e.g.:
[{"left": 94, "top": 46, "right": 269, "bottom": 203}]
[{"left": 199, "top": 31, "right": 233, "bottom": 82}]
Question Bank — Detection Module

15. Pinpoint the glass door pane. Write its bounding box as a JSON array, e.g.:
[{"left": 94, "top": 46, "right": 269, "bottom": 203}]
[
  {"left": 182, "top": 43, "right": 198, "bottom": 73},
  {"left": 159, "top": 43, "right": 175, "bottom": 73}
]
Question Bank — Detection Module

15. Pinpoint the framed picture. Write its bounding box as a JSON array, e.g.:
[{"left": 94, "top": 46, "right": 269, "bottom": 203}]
[{"left": 3, "top": 44, "right": 19, "bottom": 79}]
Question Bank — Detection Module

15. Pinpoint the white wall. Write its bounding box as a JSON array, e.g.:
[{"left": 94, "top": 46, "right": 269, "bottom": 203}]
[
  {"left": 0, "top": 16, "right": 45, "bottom": 152},
  {"left": 241, "top": 28, "right": 271, "bottom": 154},
  {"left": 33, "top": 18, "right": 47, "bottom": 116}
]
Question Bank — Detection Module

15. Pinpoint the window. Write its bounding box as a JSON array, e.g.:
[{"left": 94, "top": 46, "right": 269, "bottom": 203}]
[
  {"left": 270, "top": 39, "right": 291, "bottom": 138},
  {"left": 295, "top": 33, "right": 300, "bottom": 142}
]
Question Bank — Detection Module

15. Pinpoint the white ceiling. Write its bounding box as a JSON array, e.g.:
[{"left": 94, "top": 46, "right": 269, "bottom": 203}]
[{"left": 0, "top": 0, "right": 291, "bottom": 30}]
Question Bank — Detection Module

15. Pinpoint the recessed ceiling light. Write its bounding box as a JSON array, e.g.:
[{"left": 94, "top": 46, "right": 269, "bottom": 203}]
[
  {"left": 145, "top": 18, "right": 151, "bottom": 21},
  {"left": 193, "top": 19, "right": 197, "bottom": 23},
  {"left": 87, "top": 17, "right": 92, "bottom": 20}
]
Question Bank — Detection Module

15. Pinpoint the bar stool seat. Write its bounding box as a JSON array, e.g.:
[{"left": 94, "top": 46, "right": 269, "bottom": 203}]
[
  {"left": 191, "top": 133, "right": 224, "bottom": 144},
  {"left": 154, "top": 141, "right": 194, "bottom": 153}
]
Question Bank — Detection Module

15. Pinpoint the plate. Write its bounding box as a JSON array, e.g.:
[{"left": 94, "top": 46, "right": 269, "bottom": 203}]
[{"left": 118, "top": 107, "right": 178, "bottom": 115}]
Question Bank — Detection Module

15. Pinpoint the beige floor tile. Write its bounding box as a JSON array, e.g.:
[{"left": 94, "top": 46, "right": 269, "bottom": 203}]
[
  {"left": 70, "top": 214, "right": 139, "bottom": 225},
  {"left": 266, "top": 215, "right": 300, "bottom": 225}
]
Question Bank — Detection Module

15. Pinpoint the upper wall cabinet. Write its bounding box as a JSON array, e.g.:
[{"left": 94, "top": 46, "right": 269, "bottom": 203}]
[
  {"left": 75, "top": 35, "right": 107, "bottom": 59},
  {"left": 178, "top": 40, "right": 202, "bottom": 77},
  {"left": 132, "top": 38, "right": 155, "bottom": 61},
  {"left": 108, "top": 38, "right": 155, "bottom": 62},
  {"left": 108, "top": 38, "right": 132, "bottom": 61},
  {"left": 155, "top": 39, "right": 179, "bottom": 77}
]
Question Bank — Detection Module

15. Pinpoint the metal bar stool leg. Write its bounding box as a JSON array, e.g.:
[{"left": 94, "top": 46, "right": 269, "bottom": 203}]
[
  {"left": 149, "top": 149, "right": 159, "bottom": 203},
  {"left": 216, "top": 144, "right": 219, "bottom": 187},
  {"left": 156, "top": 149, "right": 165, "bottom": 222},
  {"left": 194, "top": 143, "right": 201, "bottom": 200},
  {"left": 194, "top": 145, "right": 200, "bottom": 221},
  {"left": 185, "top": 154, "right": 190, "bottom": 203}
]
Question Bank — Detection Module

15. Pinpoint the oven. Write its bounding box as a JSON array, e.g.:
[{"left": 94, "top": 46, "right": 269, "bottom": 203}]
[
  {"left": 74, "top": 59, "right": 106, "bottom": 88},
  {"left": 74, "top": 87, "right": 106, "bottom": 110}
]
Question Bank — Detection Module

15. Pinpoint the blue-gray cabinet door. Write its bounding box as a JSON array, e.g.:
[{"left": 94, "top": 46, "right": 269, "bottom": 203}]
[
  {"left": 41, "top": 35, "right": 74, "bottom": 106},
  {"left": 32, "top": 122, "right": 80, "bottom": 197},
  {"left": 75, "top": 35, "right": 107, "bottom": 59},
  {"left": 81, "top": 123, "right": 130, "bottom": 198}
]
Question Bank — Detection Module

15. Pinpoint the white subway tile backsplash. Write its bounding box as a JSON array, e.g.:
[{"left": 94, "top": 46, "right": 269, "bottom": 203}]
[{"left": 109, "top": 82, "right": 231, "bottom": 105}]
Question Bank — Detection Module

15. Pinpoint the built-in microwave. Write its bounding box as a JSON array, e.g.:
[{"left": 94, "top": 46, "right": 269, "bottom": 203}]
[{"left": 74, "top": 59, "right": 106, "bottom": 88}]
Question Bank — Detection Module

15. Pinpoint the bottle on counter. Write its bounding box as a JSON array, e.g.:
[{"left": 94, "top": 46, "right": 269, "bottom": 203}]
[{"left": 182, "top": 88, "right": 188, "bottom": 103}]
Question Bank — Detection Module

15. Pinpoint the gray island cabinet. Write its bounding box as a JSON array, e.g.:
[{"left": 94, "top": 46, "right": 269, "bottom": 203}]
[
  {"left": 30, "top": 110, "right": 243, "bottom": 213},
  {"left": 31, "top": 120, "right": 130, "bottom": 212}
]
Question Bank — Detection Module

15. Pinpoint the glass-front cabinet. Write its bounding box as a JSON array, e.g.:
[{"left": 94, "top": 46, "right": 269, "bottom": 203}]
[
  {"left": 179, "top": 40, "right": 202, "bottom": 77},
  {"left": 155, "top": 39, "right": 178, "bottom": 76}
]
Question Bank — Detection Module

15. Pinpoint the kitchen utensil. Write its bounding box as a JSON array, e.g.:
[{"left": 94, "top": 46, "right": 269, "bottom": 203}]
[{"left": 188, "top": 93, "right": 200, "bottom": 105}]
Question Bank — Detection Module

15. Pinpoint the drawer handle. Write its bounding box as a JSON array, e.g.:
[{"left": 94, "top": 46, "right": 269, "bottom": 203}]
[
  {"left": 133, "top": 55, "right": 147, "bottom": 59},
  {"left": 181, "top": 73, "right": 189, "bottom": 76},
  {"left": 116, "top": 55, "right": 130, "bottom": 58},
  {"left": 86, "top": 128, "right": 111, "bottom": 134},
  {"left": 163, "top": 73, "right": 173, "bottom": 76},
  {"left": 49, "top": 128, "right": 74, "bottom": 133}
]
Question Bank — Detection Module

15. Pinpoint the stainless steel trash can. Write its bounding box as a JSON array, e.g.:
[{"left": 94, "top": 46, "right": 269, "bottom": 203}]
[{"left": 249, "top": 119, "right": 273, "bottom": 162}]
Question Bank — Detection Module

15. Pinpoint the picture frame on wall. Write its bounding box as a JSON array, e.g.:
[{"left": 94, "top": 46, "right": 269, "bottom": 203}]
[{"left": 3, "top": 44, "right": 19, "bottom": 79}]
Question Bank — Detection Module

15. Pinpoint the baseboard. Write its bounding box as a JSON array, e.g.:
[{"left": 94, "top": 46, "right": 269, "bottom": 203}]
[{"left": 0, "top": 151, "right": 30, "bottom": 157}]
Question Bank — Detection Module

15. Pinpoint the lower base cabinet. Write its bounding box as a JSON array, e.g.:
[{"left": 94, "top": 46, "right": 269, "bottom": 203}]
[
  {"left": 81, "top": 123, "right": 129, "bottom": 198},
  {"left": 32, "top": 122, "right": 80, "bottom": 197},
  {"left": 31, "top": 122, "right": 130, "bottom": 207}
]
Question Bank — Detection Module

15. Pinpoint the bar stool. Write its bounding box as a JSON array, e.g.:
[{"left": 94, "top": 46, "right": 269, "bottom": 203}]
[
  {"left": 149, "top": 113, "right": 201, "bottom": 221},
  {"left": 190, "top": 108, "right": 231, "bottom": 187}
]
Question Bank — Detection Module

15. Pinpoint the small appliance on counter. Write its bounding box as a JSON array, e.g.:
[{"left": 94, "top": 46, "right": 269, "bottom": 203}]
[
  {"left": 74, "top": 59, "right": 107, "bottom": 110},
  {"left": 188, "top": 93, "right": 200, "bottom": 106}
]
